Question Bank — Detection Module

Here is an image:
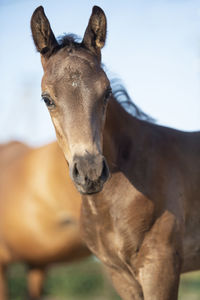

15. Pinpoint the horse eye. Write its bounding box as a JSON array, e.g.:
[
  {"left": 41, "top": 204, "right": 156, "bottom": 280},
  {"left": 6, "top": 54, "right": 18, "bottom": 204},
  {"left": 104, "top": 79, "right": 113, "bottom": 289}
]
[
  {"left": 42, "top": 95, "right": 55, "bottom": 108},
  {"left": 104, "top": 88, "right": 112, "bottom": 103}
]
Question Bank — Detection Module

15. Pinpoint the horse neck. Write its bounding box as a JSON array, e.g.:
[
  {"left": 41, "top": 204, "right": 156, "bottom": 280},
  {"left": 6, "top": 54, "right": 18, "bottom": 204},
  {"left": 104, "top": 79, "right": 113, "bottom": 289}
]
[{"left": 103, "top": 97, "right": 142, "bottom": 171}]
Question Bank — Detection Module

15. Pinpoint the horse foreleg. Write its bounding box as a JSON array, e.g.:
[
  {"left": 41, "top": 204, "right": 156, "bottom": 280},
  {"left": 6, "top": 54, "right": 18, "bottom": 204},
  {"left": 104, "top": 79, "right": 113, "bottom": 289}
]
[
  {"left": 135, "top": 212, "right": 182, "bottom": 300},
  {"left": 106, "top": 266, "right": 144, "bottom": 300},
  {"left": 0, "top": 265, "right": 7, "bottom": 300},
  {"left": 27, "top": 265, "right": 46, "bottom": 300},
  {"left": 136, "top": 247, "right": 181, "bottom": 300}
]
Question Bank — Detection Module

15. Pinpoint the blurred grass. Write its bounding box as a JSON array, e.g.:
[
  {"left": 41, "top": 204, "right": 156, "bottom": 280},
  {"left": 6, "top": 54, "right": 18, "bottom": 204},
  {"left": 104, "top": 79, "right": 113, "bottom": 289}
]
[
  {"left": 7, "top": 258, "right": 200, "bottom": 300},
  {"left": 179, "top": 271, "right": 200, "bottom": 300}
]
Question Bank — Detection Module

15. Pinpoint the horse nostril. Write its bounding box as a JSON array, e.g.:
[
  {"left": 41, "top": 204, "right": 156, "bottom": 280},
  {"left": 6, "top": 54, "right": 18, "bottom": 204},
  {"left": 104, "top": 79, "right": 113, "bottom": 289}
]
[
  {"left": 73, "top": 163, "right": 79, "bottom": 179},
  {"left": 72, "top": 156, "right": 109, "bottom": 193},
  {"left": 100, "top": 159, "right": 109, "bottom": 182}
]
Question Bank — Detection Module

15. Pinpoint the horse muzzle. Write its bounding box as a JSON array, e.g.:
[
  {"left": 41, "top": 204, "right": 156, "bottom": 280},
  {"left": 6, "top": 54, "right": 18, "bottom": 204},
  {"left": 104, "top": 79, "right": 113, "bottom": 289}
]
[{"left": 71, "top": 154, "right": 110, "bottom": 194}]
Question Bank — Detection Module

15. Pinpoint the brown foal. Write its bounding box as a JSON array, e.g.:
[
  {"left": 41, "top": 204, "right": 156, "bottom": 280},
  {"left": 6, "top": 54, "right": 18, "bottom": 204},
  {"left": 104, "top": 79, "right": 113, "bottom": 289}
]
[
  {"left": 31, "top": 5, "right": 200, "bottom": 300},
  {"left": 0, "top": 141, "right": 90, "bottom": 299}
]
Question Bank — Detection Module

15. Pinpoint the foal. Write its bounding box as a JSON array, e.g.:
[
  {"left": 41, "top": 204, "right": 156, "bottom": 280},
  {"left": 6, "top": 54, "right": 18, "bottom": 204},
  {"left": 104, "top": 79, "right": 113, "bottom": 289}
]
[{"left": 31, "top": 6, "right": 200, "bottom": 300}]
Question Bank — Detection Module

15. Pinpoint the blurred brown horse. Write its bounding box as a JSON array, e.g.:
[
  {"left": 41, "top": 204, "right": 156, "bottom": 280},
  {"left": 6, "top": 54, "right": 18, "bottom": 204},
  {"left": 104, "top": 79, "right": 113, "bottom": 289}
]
[
  {"left": 31, "top": 5, "right": 200, "bottom": 300},
  {"left": 0, "top": 141, "right": 90, "bottom": 299}
]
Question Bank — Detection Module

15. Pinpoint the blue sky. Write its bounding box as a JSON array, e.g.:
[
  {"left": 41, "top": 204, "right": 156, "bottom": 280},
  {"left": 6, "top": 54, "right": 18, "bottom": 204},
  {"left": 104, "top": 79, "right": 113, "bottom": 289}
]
[{"left": 0, "top": 0, "right": 200, "bottom": 145}]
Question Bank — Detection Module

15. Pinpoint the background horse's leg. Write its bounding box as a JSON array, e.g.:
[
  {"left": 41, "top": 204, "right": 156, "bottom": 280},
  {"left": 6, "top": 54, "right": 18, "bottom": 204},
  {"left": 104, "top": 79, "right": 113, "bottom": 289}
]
[
  {"left": 27, "top": 265, "right": 46, "bottom": 300},
  {"left": 0, "top": 264, "right": 7, "bottom": 300},
  {"left": 107, "top": 266, "right": 143, "bottom": 300}
]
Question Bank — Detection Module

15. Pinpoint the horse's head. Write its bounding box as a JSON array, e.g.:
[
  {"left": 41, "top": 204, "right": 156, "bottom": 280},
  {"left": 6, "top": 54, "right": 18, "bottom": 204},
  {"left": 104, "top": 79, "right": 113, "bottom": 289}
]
[{"left": 31, "top": 6, "right": 110, "bottom": 194}]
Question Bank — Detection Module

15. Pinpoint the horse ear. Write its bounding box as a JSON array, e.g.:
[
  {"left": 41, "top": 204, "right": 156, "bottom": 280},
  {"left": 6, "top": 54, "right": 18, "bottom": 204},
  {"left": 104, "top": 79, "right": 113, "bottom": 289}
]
[
  {"left": 31, "top": 6, "right": 58, "bottom": 57},
  {"left": 82, "top": 6, "right": 107, "bottom": 60}
]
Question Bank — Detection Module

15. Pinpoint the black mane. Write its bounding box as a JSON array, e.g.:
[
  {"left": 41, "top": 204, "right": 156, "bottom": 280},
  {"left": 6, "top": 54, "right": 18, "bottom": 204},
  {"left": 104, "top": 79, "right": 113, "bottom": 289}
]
[
  {"left": 57, "top": 34, "right": 154, "bottom": 122},
  {"left": 110, "top": 79, "right": 154, "bottom": 122}
]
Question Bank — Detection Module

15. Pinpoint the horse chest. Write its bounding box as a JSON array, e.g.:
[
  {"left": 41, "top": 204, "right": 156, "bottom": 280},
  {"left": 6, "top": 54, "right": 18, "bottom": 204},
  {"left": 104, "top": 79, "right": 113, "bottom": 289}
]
[
  {"left": 81, "top": 198, "right": 143, "bottom": 269},
  {"left": 85, "top": 222, "right": 130, "bottom": 269}
]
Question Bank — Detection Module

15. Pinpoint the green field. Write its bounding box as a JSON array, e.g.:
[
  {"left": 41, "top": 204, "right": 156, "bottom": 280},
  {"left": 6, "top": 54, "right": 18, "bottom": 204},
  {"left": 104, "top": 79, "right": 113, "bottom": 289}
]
[{"left": 7, "top": 257, "right": 200, "bottom": 300}]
